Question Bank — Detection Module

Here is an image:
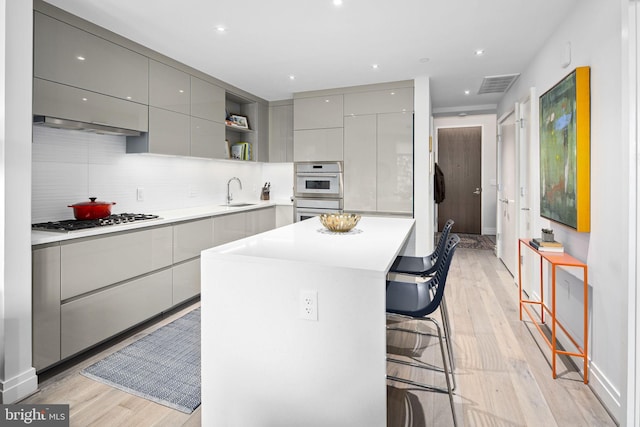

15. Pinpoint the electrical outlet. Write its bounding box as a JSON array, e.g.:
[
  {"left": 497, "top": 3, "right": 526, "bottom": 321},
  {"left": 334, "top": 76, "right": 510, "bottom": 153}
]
[
  {"left": 136, "top": 187, "right": 144, "bottom": 201},
  {"left": 299, "top": 290, "right": 318, "bottom": 321}
]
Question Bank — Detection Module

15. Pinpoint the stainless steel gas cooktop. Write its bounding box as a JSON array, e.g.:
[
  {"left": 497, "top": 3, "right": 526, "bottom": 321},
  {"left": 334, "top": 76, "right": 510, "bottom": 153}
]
[{"left": 32, "top": 213, "right": 160, "bottom": 232}]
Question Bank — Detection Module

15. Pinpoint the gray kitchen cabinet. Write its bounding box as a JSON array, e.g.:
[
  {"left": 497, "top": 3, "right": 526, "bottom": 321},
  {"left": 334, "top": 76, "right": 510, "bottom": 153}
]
[
  {"left": 173, "top": 218, "right": 214, "bottom": 263},
  {"left": 149, "top": 60, "right": 190, "bottom": 114},
  {"left": 213, "top": 207, "right": 276, "bottom": 245},
  {"left": 213, "top": 212, "right": 246, "bottom": 246},
  {"left": 294, "top": 95, "right": 343, "bottom": 130},
  {"left": 60, "top": 226, "right": 173, "bottom": 300},
  {"left": 377, "top": 112, "right": 414, "bottom": 213},
  {"left": 32, "top": 244, "right": 61, "bottom": 372},
  {"left": 344, "top": 87, "right": 413, "bottom": 116},
  {"left": 34, "top": 12, "right": 148, "bottom": 104},
  {"left": 127, "top": 107, "right": 190, "bottom": 156},
  {"left": 343, "top": 112, "right": 413, "bottom": 214},
  {"left": 269, "top": 101, "right": 294, "bottom": 162},
  {"left": 33, "top": 78, "right": 149, "bottom": 132},
  {"left": 191, "top": 76, "right": 225, "bottom": 122},
  {"left": 246, "top": 207, "right": 277, "bottom": 236},
  {"left": 293, "top": 128, "right": 344, "bottom": 161},
  {"left": 173, "top": 259, "right": 201, "bottom": 305},
  {"left": 191, "top": 117, "right": 226, "bottom": 159},
  {"left": 344, "top": 114, "right": 377, "bottom": 212},
  {"left": 61, "top": 269, "right": 173, "bottom": 359}
]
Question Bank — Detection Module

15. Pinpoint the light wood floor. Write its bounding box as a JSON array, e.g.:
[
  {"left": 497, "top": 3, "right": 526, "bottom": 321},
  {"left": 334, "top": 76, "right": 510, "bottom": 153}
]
[{"left": 21, "top": 248, "right": 616, "bottom": 426}]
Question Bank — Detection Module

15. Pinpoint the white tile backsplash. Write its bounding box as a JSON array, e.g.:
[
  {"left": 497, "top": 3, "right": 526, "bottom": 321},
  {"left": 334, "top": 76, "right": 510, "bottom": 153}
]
[{"left": 32, "top": 126, "right": 293, "bottom": 222}]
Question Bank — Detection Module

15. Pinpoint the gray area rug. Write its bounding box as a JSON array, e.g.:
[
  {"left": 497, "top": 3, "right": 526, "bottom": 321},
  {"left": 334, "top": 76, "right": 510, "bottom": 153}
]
[
  {"left": 457, "top": 233, "right": 496, "bottom": 250},
  {"left": 436, "top": 233, "right": 496, "bottom": 250},
  {"left": 81, "top": 308, "right": 201, "bottom": 413}
]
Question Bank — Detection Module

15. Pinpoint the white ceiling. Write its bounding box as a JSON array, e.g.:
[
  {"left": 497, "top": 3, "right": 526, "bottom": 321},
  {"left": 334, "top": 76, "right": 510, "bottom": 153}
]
[{"left": 43, "top": 0, "right": 578, "bottom": 114}]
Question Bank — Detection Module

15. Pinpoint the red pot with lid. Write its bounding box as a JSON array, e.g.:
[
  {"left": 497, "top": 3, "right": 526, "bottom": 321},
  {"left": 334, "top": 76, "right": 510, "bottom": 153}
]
[{"left": 68, "top": 197, "right": 116, "bottom": 220}]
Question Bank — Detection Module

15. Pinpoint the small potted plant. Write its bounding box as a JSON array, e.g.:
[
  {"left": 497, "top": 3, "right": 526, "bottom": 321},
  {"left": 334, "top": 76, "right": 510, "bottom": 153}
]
[{"left": 542, "top": 228, "right": 554, "bottom": 242}]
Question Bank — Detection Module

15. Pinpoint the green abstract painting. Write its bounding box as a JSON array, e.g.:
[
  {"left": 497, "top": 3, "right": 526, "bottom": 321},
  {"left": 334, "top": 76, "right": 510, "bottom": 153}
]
[{"left": 539, "top": 67, "right": 590, "bottom": 232}]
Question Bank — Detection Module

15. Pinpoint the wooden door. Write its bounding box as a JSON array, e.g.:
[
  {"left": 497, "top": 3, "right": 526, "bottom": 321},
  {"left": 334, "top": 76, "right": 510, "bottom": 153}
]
[{"left": 437, "top": 127, "right": 482, "bottom": 233}]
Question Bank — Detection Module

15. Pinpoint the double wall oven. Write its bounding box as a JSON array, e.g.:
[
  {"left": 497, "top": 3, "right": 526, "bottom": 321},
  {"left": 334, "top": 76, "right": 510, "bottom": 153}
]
[{"left": 294, "top": 161, "right": 343, "bottom": 221}]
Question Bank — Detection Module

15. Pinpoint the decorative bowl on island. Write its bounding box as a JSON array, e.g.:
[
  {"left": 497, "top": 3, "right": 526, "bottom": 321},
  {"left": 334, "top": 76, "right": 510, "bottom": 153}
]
[{"left": 319, "top": 213, "right": 361, "bottom": 232}]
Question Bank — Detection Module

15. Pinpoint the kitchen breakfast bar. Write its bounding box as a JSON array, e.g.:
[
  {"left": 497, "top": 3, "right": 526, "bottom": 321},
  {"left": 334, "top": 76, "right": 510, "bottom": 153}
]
[{"left": 201, "top": 216, "right": 415, "bottom": 426}]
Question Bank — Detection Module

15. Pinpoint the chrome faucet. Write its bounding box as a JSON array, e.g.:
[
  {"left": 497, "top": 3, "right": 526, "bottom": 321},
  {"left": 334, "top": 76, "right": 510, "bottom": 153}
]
[{"left": 226, "top": 177, "right": 242, "bottom": 205}]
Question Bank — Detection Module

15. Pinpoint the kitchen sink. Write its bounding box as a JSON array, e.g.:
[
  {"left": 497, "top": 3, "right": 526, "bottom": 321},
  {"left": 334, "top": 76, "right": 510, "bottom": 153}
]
[{"left": 221, "top": 203, "right": 256, "bottom": 207}]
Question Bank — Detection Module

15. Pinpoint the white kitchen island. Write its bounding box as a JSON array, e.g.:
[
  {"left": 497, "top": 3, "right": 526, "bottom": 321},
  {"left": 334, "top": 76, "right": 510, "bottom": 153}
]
[{"left": 201, "top": 215, "right": 415, "bottom": 427}]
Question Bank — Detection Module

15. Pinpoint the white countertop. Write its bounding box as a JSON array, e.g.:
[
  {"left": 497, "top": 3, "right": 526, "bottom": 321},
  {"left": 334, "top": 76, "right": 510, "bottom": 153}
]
[
  {"left": 31, "top": 200, "right": 289, "bottom": 245},
  {"left": 202, "top": 215, "right": 415, "bottom": 273}
]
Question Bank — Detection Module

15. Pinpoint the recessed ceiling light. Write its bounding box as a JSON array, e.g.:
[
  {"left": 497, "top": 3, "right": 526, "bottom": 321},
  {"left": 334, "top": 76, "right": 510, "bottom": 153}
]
[
  {"left": 372, "top": 64, "right": 379, "bottom": 69},
  {"left": 289, "top": 75, "right": 295, "bottom": 80},
  {"left": 179, "top": 89, "right": 184, "bottom": 93},
  {"left": 82, "top": 97, "right": 88, "bottom": 101},
  {"left": 474, "top": 49, "right": 485, "bottom": 56},
  {"left": 216, "top": 26, "right": 226, "bottom": 33},
  {"left": 325, "top": 99, "right": 331, "bottom": 103},
  {"left": 333, "top": 0, "right": 343, "bottom": 6},
  {"left": 77, "top": 56, "right": 85, "bottom": 61},
  {"left": 464, "top": 90, "right": 470, "bottom": 95}
]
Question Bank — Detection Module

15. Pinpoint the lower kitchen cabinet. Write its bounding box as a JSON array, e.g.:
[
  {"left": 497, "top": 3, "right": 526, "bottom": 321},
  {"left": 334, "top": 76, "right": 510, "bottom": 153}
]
[
  {"left": 173, "top": 218, "right": 214, "bottom": 263},
  {"left": 61, "top": 226, "right": 173, "bottom": 300},
  {"left": 32, "top": 244, "right": 61, "bottom": 372},
  {"left": 247, "top": 207, "right": 276, "bottom": 235},
  {"left": 173, "top": 258, "right": 201, "bottom": 305},
  {"left": 213, "top": 207, "right": 276, "bottom": 245},
  {"left": 213, "top": 212, "right": 246, "bottom": 245},
  {"left": 61, "top": 268, "right": 173, "bottom": 359},
  {"left": 33, "top": 206, "right": 277, "bottom": 371}
]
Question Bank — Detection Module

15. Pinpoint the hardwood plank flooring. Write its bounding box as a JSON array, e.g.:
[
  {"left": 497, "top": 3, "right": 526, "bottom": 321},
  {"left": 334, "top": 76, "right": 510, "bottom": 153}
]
[{"left": 20, "top": 249, "right": 615, "bottom": 426}]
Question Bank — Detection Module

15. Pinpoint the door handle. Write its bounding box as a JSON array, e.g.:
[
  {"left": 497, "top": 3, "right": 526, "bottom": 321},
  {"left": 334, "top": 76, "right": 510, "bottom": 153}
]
[{"left": 473, "top": 187, "right": 482, "bottom": 195}]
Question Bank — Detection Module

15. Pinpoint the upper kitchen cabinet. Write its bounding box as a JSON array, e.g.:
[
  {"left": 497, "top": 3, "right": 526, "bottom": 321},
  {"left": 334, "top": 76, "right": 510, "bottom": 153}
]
[
  {"left": 128, "top": 107, "right": 190, "bottom": 156},
  {"left": 34, "top": 12, "right": 148, "bottom": 104},
  {"left": 34, "top": 78, "right": 149, "bottom": 132},
  {"left": 191, "top": 117, "right": 226, "bottom": 159},
  {"left": 149, "top": 60, "right": 190, "bottom": 114},
  {"left": 293, "top": 93, "right": 344, "bottom": 162},
  {"left": 344, "top": 87, "right": 413, "bottom": 116},
  {"left": 293, "top": 128, "right": 343, "bottom": 162},
  {"left": 191, "top": 77, "right": 225, "bottom": 122},
  {"left": 294, "top": 95, "right": 343, "bottom": 130},
  {"left": 269, "top": 100, "right": 294, "bottom": 163}
]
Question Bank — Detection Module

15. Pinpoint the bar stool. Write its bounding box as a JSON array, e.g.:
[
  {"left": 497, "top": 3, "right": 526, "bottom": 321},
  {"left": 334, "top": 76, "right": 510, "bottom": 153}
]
[{"left": 386, "top": 234, "right": 460, "bottom": 427}]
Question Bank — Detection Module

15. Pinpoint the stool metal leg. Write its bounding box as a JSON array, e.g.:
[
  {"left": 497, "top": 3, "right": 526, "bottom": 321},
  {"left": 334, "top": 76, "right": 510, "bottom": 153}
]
[{"left": 387, "top": 317, "right": 458, "bottom": 427}]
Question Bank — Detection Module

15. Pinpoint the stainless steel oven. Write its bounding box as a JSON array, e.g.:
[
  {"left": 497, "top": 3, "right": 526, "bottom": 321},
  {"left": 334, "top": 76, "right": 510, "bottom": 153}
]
[
  {"left": 294, "top": 161, "right": 343, "bottom": 221},
  {"left": 294, "top": 162, "right": 343, "bottom": 199}
]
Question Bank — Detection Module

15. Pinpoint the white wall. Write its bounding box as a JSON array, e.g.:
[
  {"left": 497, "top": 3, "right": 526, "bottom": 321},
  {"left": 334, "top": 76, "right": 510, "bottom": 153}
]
[
  {"left": 32, "top": 126, "right": 293, "bottom": 222},
  {"left": 0, "top": 0, "right": 37, "bottom": 404},
  {"left": 433, "top": 114, "right": 498, "bottom": 235},
  {"left": 498, "top": 0, "right": 627, "bottom": 421}
]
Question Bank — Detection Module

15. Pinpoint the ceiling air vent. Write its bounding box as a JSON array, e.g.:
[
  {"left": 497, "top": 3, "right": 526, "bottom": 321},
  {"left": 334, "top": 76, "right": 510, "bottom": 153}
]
[{"left": 477, "top": 73, "right": 520, "bottom": 94}]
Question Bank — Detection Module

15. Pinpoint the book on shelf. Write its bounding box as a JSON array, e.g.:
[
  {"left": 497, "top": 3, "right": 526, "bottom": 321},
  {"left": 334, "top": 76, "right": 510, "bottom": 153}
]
[
  {"left": 529, "top": 239, "right": 564, "bottom": 252},
  {"left": 230, "top": 142, "right": 252, "bottom": 160}
]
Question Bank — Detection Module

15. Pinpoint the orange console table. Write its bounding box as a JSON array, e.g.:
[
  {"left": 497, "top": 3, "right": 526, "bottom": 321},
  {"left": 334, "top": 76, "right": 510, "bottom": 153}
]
[{"left": 518, "top": 239, "right": 589, "bottom": 384}]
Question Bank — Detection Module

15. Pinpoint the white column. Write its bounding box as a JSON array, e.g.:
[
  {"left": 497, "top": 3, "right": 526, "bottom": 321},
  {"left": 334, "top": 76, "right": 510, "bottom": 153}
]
[
  {"left": 0, "top": 0, "right": 37, "bottom": 403},
  {"left": 413, "top": 76, "right": 434, "bottom": 254}
]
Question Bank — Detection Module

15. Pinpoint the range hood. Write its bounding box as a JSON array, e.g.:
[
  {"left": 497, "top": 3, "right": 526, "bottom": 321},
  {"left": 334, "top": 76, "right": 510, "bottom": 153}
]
[{"left": 33, "top": 116, "right": 142, "bottom": 137}]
